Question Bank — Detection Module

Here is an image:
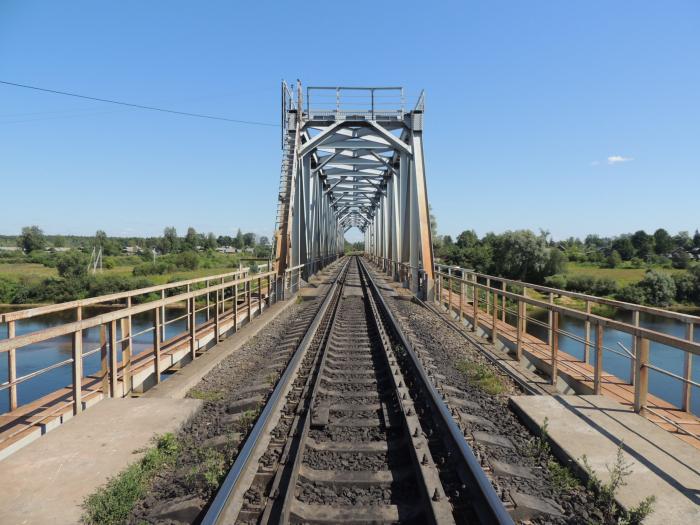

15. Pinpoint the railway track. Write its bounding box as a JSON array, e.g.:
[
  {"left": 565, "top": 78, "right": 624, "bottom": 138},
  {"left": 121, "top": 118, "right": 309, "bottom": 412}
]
[{"left": 202, "top": 256, "right": 512, "bottom": 524}]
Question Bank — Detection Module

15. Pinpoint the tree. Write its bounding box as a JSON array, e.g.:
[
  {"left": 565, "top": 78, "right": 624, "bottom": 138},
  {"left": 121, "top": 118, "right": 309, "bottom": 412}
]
[
  {"left": 671, "top": 249, "right": 690, "bottom": 269},
  {"left": 631, "top": 230, "right": 654, "bottom": 259},
  {"left": 489, "top": 230, "right": 551, "bottom": 282},
  {"left": 258, "top": 235, "right": 270, "bottom": 246},
  {"left": 674, "top": 231, "right": 692, "bottom": 250},
  {"left": 456, "top": 230, "right": 479, "bottom": 249},
  {"left": 18, "top": 226, "right": 46, "bottom": 253},
  {"left": 243, "top": 232, "right": 256, "bottom": 247},
  {"left": 160, "top": 227, "right": 179, "bottom": 254},
  {"left": 56, "top": 250, "right": 88, "bottom": 279},
  {"left": 205, "top": 232, "right": 217, "bottom": 250},
  {"left": 233, "top": 228, "right": 244, "bottom": 249},
  {"left": 53, "top": 236, "right": 66, "bottom": 248},
  {"left": 653, "top": 228, "right": 673, "bottom": 255},
  {"left": 693, "top": 230, "right": 700, "bottom": 249},
  {"left": 605, "top": 250, "right": 622, "bottom": 268},
  {"left": 184, "top": 227, "right": 198, "bottom": 251},
  {"left": 611, "top": 236, "right": 634, "bottom": 260}
]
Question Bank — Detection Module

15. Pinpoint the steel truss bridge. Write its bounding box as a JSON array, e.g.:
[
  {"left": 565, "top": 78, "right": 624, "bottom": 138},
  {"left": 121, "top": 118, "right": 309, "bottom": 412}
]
[{"left": 273, "top": 81, "right": 435, "bottom": 298}]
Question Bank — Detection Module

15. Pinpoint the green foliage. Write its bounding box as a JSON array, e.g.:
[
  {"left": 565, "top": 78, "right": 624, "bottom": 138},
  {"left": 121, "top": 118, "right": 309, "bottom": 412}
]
[
  {"left": 564, "top": 274, "right": 618, "bottom": 296},
  {"left": 544, "top": 274, "right": 568, "bottom": 290},
  {"left": 56, "top": 250, "right": 88, "bottom": 279},
  {"left": 160, "top": 226, "right": 179, "bottom": 254},
  {"left": 653, "top": 228, "right": 673, "bottom": 255},
  {"left": 18, "top": 225, "right": 46, "bottom": 253},
  {"left": 637, "top": 269, "right": 676, "bottom": 306},
  {"left": 581, "top": 445, "right": 656, "bottom": 524},
  {"left": 455, "top": 359, "right": 505, "bottom": 395},
  {"left": 617, "top": 284, "right": 648, "bottom": 305},
  {"left": 671, "top": 249, "right": 690, "bottom": 269},
  {"left": 606, "top": 250, "right": 622, "bottom": 268},
  {"left": 189, "top": 389, "right": 224, "bottom": 402},
  {"left": 82, "top": 433, "right": 180, "bottom": 525},
  {"left": 0, "top": 277, "right": 17, "bottom": 303}
]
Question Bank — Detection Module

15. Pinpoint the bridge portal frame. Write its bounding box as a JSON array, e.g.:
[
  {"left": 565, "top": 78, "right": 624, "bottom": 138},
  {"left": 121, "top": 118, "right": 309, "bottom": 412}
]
[{"left": 274, "top": 81, "right": 434, "bottom": 298}]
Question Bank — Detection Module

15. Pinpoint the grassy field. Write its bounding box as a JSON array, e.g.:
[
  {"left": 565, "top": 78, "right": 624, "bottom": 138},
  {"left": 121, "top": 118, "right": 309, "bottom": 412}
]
[
  {"left": 564, "top": 262, "right": 684, "bottom": 286},
  {"left": 0, "top": 263, "right": 57, "bottom": 284}
]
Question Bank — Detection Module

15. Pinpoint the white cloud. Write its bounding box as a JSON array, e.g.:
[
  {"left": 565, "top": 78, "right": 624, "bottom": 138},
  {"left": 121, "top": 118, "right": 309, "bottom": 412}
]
[{"left": 607, "top": 155, "right": 633, "bottom": 165}]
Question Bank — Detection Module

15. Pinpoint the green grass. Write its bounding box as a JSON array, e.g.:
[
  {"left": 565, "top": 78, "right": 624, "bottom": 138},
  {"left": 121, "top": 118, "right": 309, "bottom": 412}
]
[
  {"left": 455, "top": 359, "right": 505, "bottom": 395},
  {"left": 0, "top": 262, "right": 57, "bottom": 283},
  {"left": 565, "top": 262, "right": 684, "bottom": 287},
  {"left": 82, "top": 433, "right": 180, "bottom": 525},
  {"left": 189, "top": 389, "right": 225, "bottom": 402}
]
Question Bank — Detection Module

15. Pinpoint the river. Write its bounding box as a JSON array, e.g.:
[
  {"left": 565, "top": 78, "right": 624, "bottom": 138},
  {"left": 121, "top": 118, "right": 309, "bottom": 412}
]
[{"left": 1, "top": 305, "right": 699, "bottom": 416}]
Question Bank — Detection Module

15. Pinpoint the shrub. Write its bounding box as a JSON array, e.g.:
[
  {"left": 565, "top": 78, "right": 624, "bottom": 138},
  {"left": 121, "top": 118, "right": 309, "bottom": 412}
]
[
  {"left": 673, "top": 272, "right": 699, "bottom": 303},
  {"left": 56, "top": 250, "right": 88, "bottom": 279},
  {"left": 617, "top": 284, "right": 647, "bottom": 305},
  {"left": 0, "top": 277, "right": 17, "bottom": 303},
  {"left": 637, "top": 270, "right": 676, "bottom": 306},
  {"left": 174, "top": 251, "right": 199, "bottom": 271},
  {"left": 544, "top": 274, "right": 567, "bottom": 290}
]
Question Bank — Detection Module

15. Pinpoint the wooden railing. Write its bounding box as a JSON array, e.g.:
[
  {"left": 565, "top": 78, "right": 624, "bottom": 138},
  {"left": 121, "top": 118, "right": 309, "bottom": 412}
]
[
  {"left": 432, "top": 264, "right": 700, "bottom": 429},
  {"left": 0, "top": 267, "right": 279, "bottom": 416}
]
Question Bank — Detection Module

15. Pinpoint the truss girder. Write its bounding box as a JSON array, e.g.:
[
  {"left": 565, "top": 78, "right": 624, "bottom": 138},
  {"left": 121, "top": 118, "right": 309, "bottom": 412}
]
[{"left": 274, "top": 81, "right": 434, "bottom": 298}]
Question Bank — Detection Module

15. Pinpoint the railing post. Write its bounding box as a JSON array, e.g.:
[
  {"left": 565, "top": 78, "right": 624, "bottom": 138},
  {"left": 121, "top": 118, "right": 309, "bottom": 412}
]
[
  {"left": 153, "top": 307, "right": 162, "bottom": 383},
  {"left": 186, "top": 284, "right": 191, "bottom": 331},
  {"left": 491, "top": 290, "right": 498, "bottom": 344},
  {"left": 448, "top": 267, "right": 452, "bottom": 313},
  {"left": 121, "top": 297, "right": 132, "bottom": 396},
  {"left": 233, "top": 282, "right": 239, "bottom": 332},
  {"left": 189, "top": 296, "right": 197, "bottom": 359},
  {"left": 551, "top": 311, "right": 559, "bottom": 386},
  {"left": 634, "top": 336, "right": 650, "bottom": 413},
  {"left": 100, "top": 323, "right": 109, "bottom": 395},
  {"left": 214, "top": 287, "right": 221, "bottom": 342},
  {"left": 516, "top": 299, "right": 524, "bottom": 361},
  {"left": 548, "top": 292, "right": 554, "bottom": 344},
  {"left": 258, "top": 277, "right": 262, "bottom": 316},
  {"left": 486, "top": 278, "right": 491, "bottom": 315},
  {"left": 522, "top": 286, "right": 528, "bottom": 332},
  {"left": 109, "top": 320, "right": 118, "bottom": 397},
  {"left": 7, "top": 320, "right": 17, "bottom": 411},
  {"left": 247, "top": 278, "right": 252, "bottom": 321},
  {"left": 160, "top": 289, "right": 166, "bottom": 342},
  {"left": 205, "top": 279, "right": 211, "bottom": 321},
  {"left": 594, "top": 323, "right": 603, "bottom": 394},
  {"left": 501, "top": 281, "right": 507, "bottom": 323},
  {"left": 72, "top": 326, "right": 83, "bottom": 415},
  {"left": 459, "top": 278, "right": 463, "bottom": 322},
  {"left": 682, "top": 323, "right": 694, "bottom": 412},
  {"left": 631, "top": 310, "right": 639, "bottom": 385},
  {"left": 584, "top": 300, "right": 592, "bottom": 364},
  {"left": 472, "top": 281, "right": 479, "bottom": 333}
]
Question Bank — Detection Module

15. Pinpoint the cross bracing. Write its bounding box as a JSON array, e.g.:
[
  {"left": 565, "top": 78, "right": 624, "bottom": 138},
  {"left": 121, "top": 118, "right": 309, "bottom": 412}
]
[{"left": 273, "top": 82, "right": 435, "bottom": 298}]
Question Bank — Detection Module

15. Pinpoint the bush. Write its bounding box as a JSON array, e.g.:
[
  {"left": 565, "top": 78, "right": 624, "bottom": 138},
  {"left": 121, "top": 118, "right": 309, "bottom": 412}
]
[
  {"left": 132, "top": 262, "right": 176, "bottom": 276},
  {"left": 0, "top": 277, "right": 17, "bottom": 303},
  {"left": 174, "top": 251, "right": 199, "bottom": 271},
  {"left": 673, "top": 272, "right": 699, "bottom": 303},
  {"left": 86, "top": 276, "right": 154, "bottom": 297},
  {"left": 617, "top": 284, "right": 647, "bottom": 305},
  {"left": 637, "top": 270, "right": 676, "bottom": 306},
  {"left": 56, "top": 251, "right": 88, "bottom": 279},
  {"left": 544, "top": 274, "right": 567, "bottom": 290},
  {"left": 563, "top": 275, "right": 618, "bottom": 296}
]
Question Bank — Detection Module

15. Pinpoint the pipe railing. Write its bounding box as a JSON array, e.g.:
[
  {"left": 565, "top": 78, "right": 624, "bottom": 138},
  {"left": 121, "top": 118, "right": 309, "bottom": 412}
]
[
  {"left": 1, "top": 269, "right": 277, "bottom": 417},
  {"left": 432, "top": 264, "right": 700, "bottom": 426}
]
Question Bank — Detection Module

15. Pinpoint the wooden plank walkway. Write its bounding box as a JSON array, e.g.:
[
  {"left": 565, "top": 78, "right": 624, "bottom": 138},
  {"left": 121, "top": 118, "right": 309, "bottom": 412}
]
[{"left": 439, "top": 289, "right": 700, "bottom": 449}]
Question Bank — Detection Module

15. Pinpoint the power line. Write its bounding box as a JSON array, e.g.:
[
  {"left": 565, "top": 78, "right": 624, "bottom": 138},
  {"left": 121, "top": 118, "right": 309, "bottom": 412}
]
[{"left": 0, "top": 80, "right": 279, "bottom": 127}]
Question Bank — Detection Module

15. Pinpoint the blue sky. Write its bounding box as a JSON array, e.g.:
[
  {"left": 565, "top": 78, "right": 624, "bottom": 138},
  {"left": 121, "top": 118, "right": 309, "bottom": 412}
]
[{"left": 1, "top": 1, "right": 698, "bottom": 242}]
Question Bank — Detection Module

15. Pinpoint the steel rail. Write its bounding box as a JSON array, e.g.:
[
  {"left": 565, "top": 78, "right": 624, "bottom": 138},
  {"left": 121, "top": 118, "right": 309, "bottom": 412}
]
[
  {"left": 358, "top": 258, "right": 515, "bottom": 525},
  {"left": 201, "top": 257, "right": 350, "bottom": 525}
]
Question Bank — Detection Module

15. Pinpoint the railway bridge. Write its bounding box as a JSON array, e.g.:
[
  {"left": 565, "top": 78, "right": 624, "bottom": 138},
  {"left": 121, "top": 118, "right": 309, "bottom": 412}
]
[
  {"left": 0, "top": 83, "right": 699, "bottom": 524},
  {"left": 273, "top": 82, "right": 434, "bottom": 299}
]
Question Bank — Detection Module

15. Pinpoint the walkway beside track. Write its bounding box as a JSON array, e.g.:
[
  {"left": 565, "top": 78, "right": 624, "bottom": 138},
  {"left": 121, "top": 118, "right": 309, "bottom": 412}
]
[
  {"left": 437, "top": 289, "right": 700, "bottom": 449},
  {"left": 0, "top": 297, "right": 298, "bottom": 525}
]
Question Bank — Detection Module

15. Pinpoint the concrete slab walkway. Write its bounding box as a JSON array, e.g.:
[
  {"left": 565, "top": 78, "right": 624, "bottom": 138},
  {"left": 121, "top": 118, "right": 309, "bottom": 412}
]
[
  {"left": 510, "top": 394, "right": 700, "bottom": 525},
  {"left": 0, "top": 397, "right": 201, "bottom": 525}
]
